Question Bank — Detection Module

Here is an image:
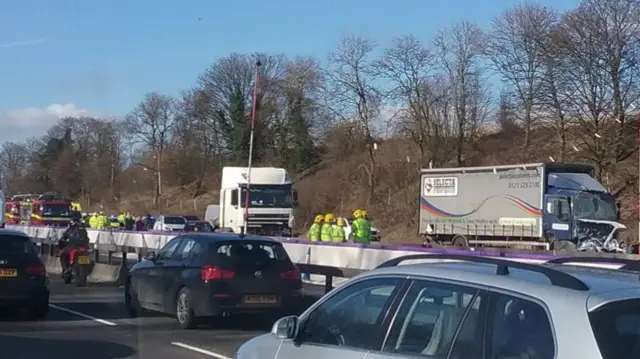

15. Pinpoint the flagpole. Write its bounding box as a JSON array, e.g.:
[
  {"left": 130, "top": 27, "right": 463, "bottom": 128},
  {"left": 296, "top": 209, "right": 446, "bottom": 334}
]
[{"left": 243, "top": 60, "right": 261, "bottom": 235}]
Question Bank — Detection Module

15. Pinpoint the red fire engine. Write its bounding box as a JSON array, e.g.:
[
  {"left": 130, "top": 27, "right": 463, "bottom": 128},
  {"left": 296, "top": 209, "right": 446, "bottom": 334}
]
[
  {"left": 4, "top": 196, "right": 25, "bottom": 224},
  {"left": 8, "top": 193, "right": 73, "bottom": 227}
]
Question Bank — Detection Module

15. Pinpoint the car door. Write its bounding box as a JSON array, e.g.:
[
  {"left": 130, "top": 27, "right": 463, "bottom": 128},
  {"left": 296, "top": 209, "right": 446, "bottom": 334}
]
[
  {"left": 275, "top": 276, "right": 408, "bottom": 359},
  {"left": 484, "top": 291, "right": 555, "bottom": 359},
  {"left": 159, "top": 237, "right": 204, "bottom": 313},
  {"left": 366, "top": 278, "right": 489, "bottom": 359},
  {"left": 544, "top": 195, "right": 572, "bottom": 241},
  {"left": 145, "top": 236, "right": 184, "bottom": 309}
]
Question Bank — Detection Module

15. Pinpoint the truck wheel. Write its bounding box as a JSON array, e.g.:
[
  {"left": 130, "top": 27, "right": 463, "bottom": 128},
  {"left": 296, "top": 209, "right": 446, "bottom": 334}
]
[{"left": 452, "top": 235, "right": 469, "bottom": 247}]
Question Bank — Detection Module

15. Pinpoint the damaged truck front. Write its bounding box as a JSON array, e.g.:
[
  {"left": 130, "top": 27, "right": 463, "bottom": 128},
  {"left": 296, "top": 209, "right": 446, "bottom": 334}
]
[{"left": 419, "top": 162, "right": 629, "bottom": 252}]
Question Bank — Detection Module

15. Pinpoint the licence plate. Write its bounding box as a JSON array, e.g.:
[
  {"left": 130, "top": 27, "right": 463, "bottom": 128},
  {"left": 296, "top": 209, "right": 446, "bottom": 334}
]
[
  {"left": 77, "top": 256, "right": 90, "bottom": 265},
  {"left": 0, "top": 268, "right": 17, "bottom": 277},
  {"left": 244, "top": 295, "right": 277, "bottom": 304}
]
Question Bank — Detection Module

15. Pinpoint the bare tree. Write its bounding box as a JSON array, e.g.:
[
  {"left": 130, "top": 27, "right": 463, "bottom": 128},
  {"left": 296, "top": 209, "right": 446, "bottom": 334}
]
[
  {"left": 555, "top": 5, "right": 619, "bottom": 179},
  {"left": 0, "top": 142, "right": 29, "bottom": 193},
  {"left": 487, "top": 3, "right": 558, "bottom": 149},
  {"left": 584, "top": 0, "right": 640, "bottom": 162},
  {"left": 126, "top": 92, "right": 176, "bottom": 205},
  {"left": 375, "top": 35, "right": 444, "bottom": 166},
  {"left": 326, "top": 35, "right": 382, "bottom": 205},
  {"left": 435, "top": 21, "right": 487, "bottom": 165},
  {"left": 537, "top": 23, "right": 572, "bottom": 161}
]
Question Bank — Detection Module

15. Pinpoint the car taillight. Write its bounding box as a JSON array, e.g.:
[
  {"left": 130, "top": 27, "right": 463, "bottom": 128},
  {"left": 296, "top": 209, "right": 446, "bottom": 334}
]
[
  {"left": 26, "top": 263, "right": 46, "bottom": 276},
  {"left": 200, "top": 265, "right": 235, "bottom": 281},
  {"left": 281, "top": 267, "right": 301, "bottom": 280}
]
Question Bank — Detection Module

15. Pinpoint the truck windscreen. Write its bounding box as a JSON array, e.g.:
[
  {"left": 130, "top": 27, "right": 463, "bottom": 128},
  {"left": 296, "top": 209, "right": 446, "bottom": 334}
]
[
  {"left": 41, "top": 204, "right": 72, "bottom": 217},
  {"left": 240, "top": 185, "right": 292, "bottom": 208},
  {"left": 573, "top": 194, "right": 618, "bottom": 221}
]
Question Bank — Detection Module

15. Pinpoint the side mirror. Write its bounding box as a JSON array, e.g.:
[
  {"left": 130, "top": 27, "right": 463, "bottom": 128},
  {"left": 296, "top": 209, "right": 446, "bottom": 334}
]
[
  {"left": 271, "top": 315, "right": 298, "bottom": 340},
  {"left": 144, "top": 251, "right": 156, "bottom": 261}
]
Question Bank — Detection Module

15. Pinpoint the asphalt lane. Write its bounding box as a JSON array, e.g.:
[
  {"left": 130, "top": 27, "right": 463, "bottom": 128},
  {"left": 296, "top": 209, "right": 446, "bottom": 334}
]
[{"left": 0, "top": 278, "right": 323, "bottom": 359}]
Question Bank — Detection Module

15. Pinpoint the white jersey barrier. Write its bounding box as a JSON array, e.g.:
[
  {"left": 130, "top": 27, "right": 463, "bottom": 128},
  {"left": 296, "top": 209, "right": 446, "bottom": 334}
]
[{"left": 9, "top": 225, "right": 632, "bottom": 276}]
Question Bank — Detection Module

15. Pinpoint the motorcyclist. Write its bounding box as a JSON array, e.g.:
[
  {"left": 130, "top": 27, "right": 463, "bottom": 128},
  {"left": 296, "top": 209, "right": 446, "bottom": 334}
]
[{"left": 58, "top": 215, "right": 90, "bottom": 271}]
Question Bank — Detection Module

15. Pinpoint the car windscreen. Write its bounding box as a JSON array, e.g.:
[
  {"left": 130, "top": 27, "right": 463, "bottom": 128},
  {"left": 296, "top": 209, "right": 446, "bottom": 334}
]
[
  {"left": 164, "top": 216, "right": 187, "bottom": 225},
  {"left": 212, "top": 241, "right": 291, "bottom": 264},
  {"left": 0, "top": 235, "right": 37, "bottom": 256},
  {"left": 589, "top": 298, "right": 640, "bottom": 359},
  {"left": 183, "top": 215, "right": 199, "bottom": 221}
]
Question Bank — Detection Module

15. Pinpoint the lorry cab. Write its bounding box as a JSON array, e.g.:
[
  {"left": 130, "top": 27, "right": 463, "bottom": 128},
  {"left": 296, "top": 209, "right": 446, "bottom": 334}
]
[
  {"left": 543, "top": 166, "right": 626, "bottom": 251},
  {"left": 219, "top": 167, "right": 297, "bottom": 236}
]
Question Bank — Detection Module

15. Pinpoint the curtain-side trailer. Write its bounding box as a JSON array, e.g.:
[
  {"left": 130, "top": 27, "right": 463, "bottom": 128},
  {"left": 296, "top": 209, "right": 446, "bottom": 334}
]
[{"left": 419, "top": 162, "right": 627, "bottom": 251}]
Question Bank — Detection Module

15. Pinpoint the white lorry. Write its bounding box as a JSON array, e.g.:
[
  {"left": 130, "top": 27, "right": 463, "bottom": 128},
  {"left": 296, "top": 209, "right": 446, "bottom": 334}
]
[{"left": 206, "top": 167, "right": 298, "bottom": 236}]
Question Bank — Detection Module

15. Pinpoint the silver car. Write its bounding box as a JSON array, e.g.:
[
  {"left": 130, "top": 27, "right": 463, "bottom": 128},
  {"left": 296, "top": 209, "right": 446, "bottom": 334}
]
[{"left": 236, "top": 254, "right": 640, "bottom": 359}]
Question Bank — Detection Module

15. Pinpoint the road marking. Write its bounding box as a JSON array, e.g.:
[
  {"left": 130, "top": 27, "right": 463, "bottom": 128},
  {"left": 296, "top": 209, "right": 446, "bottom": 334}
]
[
  {"left": 171, "top": 342, "right": 232, "bottom": 359},
  {"left": 48, "top": 303, "right": 118, "bottom": 326}
]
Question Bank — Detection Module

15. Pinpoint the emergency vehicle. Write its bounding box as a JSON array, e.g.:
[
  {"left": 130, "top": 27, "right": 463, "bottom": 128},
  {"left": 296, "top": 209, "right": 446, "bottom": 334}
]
[
  {"left": 5, "top": 195, "right": 23, "bottom": 225},
  {"left": 10, "top": 193, "right": 73, "bottom": 227}
]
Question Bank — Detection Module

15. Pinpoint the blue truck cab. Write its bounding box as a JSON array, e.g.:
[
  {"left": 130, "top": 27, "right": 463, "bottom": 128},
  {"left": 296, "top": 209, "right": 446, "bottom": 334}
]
[{"left": 542, "top": 163, "right": 625, "bottom": 251}]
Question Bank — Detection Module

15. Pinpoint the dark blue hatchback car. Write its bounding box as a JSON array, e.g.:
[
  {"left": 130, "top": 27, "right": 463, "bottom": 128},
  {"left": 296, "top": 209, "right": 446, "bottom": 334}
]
[{"left": 125, "top": 233, "right": 302, "bottom": 329}]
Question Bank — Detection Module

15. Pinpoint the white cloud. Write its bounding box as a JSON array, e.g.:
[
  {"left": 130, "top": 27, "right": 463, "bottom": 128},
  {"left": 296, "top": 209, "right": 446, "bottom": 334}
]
[
  {"left": 0, "top": 38, "right": 47, "bottom": 49},
  {"left": 0, "top": 103, "right": 94, "bottom": 129}
]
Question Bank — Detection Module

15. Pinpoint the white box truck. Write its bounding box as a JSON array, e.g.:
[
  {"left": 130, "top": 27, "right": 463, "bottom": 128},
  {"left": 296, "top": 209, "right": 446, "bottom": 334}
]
[
  {"left": 210, "top": 167, "right": 298, "bottom": 236},
  {"left": 419, "top": 163, "right": 628, "bottom": 252}
]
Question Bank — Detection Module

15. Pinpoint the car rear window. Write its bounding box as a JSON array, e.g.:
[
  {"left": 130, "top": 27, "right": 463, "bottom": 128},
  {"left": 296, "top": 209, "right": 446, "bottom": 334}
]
[
  {"left": 163, "top": 216, "right": 187, "bottom": 225},
  {"left": 0, "top": 235, "right": 37, "bottom": 255},
  {"left": 589, "top": 299, "right": 640, "bottom": 359},
  {"left": 213, "top": 241, "right": 290, "bottom": 263}
]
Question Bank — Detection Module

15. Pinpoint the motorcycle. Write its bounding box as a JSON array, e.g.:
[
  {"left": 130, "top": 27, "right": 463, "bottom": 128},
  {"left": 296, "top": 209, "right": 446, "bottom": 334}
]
[{"left": 62, "top": 246, "right": 90, "bottom": 287}]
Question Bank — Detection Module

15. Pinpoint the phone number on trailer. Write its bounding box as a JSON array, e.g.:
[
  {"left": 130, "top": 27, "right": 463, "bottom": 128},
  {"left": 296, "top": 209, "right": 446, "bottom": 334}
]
[{"left": 508, "top": 181, "right": 541, "bottom": 189}]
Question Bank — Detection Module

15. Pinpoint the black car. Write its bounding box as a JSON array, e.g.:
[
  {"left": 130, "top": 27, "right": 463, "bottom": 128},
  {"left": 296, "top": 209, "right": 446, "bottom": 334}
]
[
  {"left": 125, "top": 233, "right": 302, "bottom": 329},
  {"left": 0, "top": 229, "right": 49, "bottom": 319}
]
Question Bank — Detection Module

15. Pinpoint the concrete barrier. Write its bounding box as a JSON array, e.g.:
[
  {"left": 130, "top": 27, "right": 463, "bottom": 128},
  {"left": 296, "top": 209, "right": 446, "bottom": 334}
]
[
  {"left": 13, "top": 224, "right": 637, "bottom": 288},
  {"left": 40, "top": 254, "right": 122, "bottom": 283}
]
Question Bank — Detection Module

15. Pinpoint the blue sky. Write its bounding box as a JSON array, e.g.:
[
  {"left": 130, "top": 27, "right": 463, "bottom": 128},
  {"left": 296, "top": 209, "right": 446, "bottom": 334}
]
[{"left": 0, "top": 0, "right": 581, "bottom": 142}]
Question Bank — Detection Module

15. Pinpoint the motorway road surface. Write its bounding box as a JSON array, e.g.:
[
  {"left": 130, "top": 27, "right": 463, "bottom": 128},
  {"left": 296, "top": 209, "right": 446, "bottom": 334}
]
[{"left": 0, "top": 278, "right": 324, "bottom": 359}]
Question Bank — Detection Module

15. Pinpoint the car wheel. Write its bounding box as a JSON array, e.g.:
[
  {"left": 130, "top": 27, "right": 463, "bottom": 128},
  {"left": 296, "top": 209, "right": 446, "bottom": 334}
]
[
  {"left": 176, "top": 288, "right": 198, "bottom": 329},
  {"left": 125, "top": 281, "right": 144, "bottom": 318}
]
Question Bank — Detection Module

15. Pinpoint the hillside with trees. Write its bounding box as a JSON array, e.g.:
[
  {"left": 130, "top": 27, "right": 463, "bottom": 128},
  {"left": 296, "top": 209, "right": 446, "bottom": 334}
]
[{"left": 1, "top": 0, "right": 638, "bottom": 243}]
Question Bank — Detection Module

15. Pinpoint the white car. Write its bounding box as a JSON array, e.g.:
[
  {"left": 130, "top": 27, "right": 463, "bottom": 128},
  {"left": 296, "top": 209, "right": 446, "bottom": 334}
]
[
  {"left": 338, "top": 217, "right": 380, "bottom": 242},
  {"left": 152, "top": 215, "right": 188, "bottom": 231},
  {"left": 236, "top": 254, "right": 640, "bottom": 359}
]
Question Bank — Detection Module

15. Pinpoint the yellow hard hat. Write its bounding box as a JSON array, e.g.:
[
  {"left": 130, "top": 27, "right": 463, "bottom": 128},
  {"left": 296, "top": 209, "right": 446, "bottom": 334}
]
[
  {"left": 361, "top": 209, "right": 368, "bottom": 218},
  {"left": 337, "top": 217, "right": 344, "bottom": 226},
  {"left": 353, "top": 209, "right": 362, "bottom": 219},
  {"left": 324, "top": 213, "right": 334, "bottom": 223},
  {"left": 314, "top": 214, "right": 324, "bottom": 223}
]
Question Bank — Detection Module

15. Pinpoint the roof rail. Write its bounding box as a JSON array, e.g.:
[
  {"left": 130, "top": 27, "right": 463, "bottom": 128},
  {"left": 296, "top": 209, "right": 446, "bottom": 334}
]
[
  {"left": 547, "top": 257, "right": 640, "bottom": 272},
  {"left": 376, "top": 254, "right": 589, "bottom": 291}
]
